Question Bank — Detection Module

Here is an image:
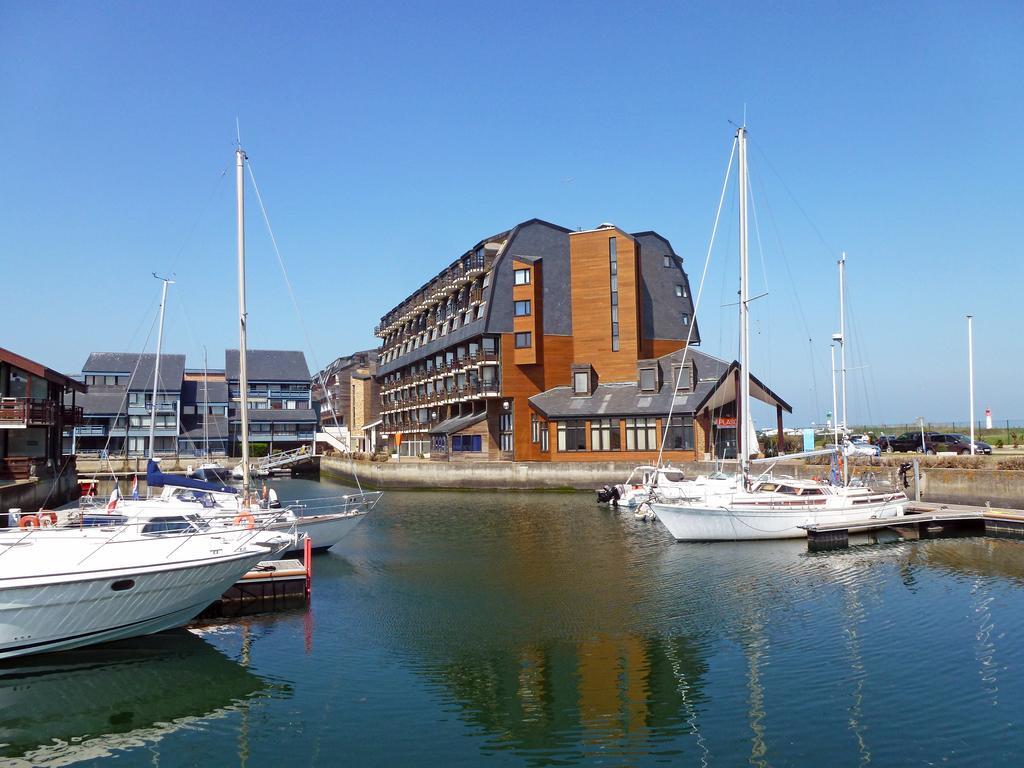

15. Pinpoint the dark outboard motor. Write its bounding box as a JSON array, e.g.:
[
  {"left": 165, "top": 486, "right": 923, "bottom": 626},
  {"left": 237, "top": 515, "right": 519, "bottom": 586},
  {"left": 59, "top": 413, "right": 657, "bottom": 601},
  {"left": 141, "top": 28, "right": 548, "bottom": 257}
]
[
  {"left": 897, "top": 462, "right": 914, "bottom": 490},
  {"left": 596, "top": 484, "right": 621, "bottom": 505}
]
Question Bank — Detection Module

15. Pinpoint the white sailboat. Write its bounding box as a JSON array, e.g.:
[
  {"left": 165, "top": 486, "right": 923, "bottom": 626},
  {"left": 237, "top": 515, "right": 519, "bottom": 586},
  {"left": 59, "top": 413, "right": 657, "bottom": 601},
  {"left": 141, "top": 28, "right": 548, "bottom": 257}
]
[
  {"left": 77, "top": 142, "right": 380, "bottom": 552},
  {"left": 650, "top": 125, "right": 906, "bottom": 541}
]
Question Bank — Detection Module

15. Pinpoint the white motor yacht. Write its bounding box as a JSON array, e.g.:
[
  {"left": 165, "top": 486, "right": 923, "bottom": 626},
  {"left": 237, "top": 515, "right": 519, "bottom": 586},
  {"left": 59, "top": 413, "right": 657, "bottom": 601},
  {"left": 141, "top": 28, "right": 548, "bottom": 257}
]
[{"left": 0, "top": 521, "right": 291, "bottom": 659}]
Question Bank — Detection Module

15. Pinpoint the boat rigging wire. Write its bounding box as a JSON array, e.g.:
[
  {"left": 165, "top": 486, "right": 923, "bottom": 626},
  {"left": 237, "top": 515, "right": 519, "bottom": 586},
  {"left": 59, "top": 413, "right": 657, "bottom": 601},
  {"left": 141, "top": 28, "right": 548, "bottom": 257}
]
[
  {"left": 655, "top": 135, "right": 738, "bottom": 468},
  {"left": 245, "top": 158, "right": 365, "bottom": 494}
]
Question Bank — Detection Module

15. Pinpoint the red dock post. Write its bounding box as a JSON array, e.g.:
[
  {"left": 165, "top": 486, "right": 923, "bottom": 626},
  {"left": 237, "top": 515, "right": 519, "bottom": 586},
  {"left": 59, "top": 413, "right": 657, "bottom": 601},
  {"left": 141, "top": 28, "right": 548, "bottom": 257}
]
[{"left": 304, "top": 534, "right": 312, "bottom": 600}]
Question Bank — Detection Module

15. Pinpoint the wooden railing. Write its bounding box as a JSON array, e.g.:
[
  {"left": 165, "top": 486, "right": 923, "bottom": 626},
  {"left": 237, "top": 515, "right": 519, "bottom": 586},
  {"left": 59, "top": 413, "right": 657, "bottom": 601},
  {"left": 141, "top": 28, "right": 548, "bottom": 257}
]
[{"left": 0, "top": 398, "right": 58, "bottom": 427}]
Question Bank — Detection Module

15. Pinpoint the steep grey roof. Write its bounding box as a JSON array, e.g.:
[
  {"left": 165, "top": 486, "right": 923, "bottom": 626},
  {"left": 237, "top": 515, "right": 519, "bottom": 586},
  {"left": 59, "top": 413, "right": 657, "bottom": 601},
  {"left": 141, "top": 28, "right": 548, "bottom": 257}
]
[
  {"left": 485, "top": 219, "right": 573, "bottom": 336},
  {"left": 317, "top": 349, "right": 378, "bottom": 380},
  {"left": 633, "top": 232, "right": 700, "bottom": 345},
  {"left": 428, "top": 411, "right": 487, "bottom": 435},
  {"left": 181, "top": 380, "right": 229, "bottom": 406},
  {"left": 225, "top": 350, "right": 310, "bottom": 382},
  {"left": 74, "top": 390, "right": 130, "bottom": 416},
  {"left": 530, "top": 348, "right": 739, "bottom": 419},
  {"left": 82, "top": 353, "right": 185, "bottom": 392},
  {"left": 230, "top": 408, "right": 318, "bottom": 424}
]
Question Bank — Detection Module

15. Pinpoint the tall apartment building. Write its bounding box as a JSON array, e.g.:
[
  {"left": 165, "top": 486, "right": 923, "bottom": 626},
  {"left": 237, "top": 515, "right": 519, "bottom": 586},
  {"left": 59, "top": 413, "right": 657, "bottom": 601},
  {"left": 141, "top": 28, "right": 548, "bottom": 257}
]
[{"left": 375, "top": 219, "right": 789, "bottom": 462}]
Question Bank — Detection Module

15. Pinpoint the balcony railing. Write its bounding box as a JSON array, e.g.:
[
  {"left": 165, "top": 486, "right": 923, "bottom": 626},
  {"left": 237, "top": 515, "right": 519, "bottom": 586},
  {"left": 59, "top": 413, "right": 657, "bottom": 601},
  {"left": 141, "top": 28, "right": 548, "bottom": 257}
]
[
  {"left": 63, "top": 405, "right": 84, "bottom": 425},
  {"left": 0, "top": 398, "right": 57, "bottom": 427},
  {"left": 74, "top": 424, "right": 107, "bottom": 437}
]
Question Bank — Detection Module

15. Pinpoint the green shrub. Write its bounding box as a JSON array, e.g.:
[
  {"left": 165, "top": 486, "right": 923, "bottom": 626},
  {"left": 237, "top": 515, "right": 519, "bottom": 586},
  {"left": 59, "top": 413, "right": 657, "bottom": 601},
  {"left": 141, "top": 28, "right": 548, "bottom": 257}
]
[{"left": 249, "top": 443, "right": 269, "bottom": 458}]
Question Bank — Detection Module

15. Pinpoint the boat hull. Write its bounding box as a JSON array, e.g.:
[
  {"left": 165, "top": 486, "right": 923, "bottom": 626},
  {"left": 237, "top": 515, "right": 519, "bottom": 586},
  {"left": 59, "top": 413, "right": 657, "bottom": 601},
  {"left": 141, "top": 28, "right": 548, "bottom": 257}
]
[
  {"left": 280, "top": 512, "right": 367, "bottom": 553},
  {"left": 650, "top": 498, "right": 906, "bottom": 541},
  {"left": 0, "top": 549, "right": 267, "bottom": 659}
]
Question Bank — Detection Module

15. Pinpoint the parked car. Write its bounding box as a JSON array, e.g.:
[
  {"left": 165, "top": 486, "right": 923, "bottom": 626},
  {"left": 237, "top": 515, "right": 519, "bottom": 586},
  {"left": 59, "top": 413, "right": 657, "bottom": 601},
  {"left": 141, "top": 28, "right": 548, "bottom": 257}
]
[
  {"left": 936, "top": 434, "right": 993, "bottom": 455},
  {"left": 882, "top": 431, "right": 941, "bottom": 453},
  {"left": 844, "top": 438, "right": 880, "bottom": 457}
]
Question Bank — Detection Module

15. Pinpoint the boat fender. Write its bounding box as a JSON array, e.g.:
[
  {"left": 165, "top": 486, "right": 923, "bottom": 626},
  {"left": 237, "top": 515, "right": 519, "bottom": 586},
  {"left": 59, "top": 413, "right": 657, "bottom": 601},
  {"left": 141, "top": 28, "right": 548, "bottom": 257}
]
[
  {"left": 233, "top": 511, "right": 256, "bottom": 530},
  {"left": 38, "top": 511, "right": 57, "bottom": 527},
  {"left": 18, "top": 515, "right": 40, "bottom": 529}
]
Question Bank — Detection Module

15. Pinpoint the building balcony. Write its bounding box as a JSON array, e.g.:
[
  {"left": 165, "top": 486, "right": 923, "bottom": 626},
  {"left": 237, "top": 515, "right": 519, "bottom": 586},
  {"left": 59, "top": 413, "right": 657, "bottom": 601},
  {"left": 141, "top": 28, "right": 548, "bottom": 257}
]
[
  {"left": 0, "top": 398, "right": 58, "bottom": 428},
  {"left": 63, "top": 405, "right": 84, "bottom": 425},
  {"left": 73, "top": 424, "right": 107, "bottom": 437}
]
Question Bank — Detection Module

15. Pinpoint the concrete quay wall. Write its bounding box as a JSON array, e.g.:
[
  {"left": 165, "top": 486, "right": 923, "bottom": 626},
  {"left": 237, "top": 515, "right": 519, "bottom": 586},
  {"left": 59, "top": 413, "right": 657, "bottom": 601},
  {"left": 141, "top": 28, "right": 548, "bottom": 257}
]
[
  {"left": 320, "top": 457, "right": 823, "bottom": 492},
  {"left": 921, "top": 468, "right": 1024, "bottom": 510},
  {"left": 322, "top": 456, "right": 1024, "bottom": 510}
]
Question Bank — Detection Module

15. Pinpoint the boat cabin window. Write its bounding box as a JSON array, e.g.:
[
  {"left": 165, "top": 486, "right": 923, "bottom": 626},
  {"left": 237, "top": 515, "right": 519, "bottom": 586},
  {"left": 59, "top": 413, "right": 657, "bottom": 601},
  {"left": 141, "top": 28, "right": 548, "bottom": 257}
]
[
  {"left": 775, "top": 485, "right": 799, "bottom": 495},
  {"left": 661, "top": 471, "right": 685, "bottom": 483},
  {"left": 757, "top": 482, "right": 778, "bottom": 492},
  {"left": 142, "top": 516, "right": 197, "bottom": 535}
]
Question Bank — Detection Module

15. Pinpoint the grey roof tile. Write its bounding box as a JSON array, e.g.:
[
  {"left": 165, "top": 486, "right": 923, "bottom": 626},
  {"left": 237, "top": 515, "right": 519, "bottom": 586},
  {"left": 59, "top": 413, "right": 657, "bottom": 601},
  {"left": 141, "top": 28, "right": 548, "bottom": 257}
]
[
  {"left": 225, "top": 350, "right": 310, "bottom": 382},
  {"left": 82, "top": 353, "right": 185, "bottom": 392}
]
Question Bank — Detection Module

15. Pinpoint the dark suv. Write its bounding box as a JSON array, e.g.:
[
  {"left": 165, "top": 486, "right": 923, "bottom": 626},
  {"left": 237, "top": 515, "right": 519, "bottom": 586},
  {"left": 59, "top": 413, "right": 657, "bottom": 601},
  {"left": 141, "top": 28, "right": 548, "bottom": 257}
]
[{"left": 882, "top": 432, "right": 939, "bottom": 453}]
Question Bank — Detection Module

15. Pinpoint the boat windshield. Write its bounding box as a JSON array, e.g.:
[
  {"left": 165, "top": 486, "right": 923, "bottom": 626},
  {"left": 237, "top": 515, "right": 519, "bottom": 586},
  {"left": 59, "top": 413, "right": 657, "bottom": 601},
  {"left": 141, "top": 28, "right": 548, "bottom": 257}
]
[
  {"left": 660, "top": 471, "right": 686, "bottom": 483},
  {"left": 141, "top": 514, "right": 208, "bottom": 535}
]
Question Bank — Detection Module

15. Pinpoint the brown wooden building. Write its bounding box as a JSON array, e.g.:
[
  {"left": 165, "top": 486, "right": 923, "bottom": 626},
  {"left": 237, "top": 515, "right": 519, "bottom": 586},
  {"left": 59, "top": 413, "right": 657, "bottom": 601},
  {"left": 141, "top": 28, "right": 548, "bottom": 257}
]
[
  {"left": 0, "top": 347, "right": 85, "bottom": 481},
  {"left": 374, "top": 220, "right": 788, "bottom": 462}
]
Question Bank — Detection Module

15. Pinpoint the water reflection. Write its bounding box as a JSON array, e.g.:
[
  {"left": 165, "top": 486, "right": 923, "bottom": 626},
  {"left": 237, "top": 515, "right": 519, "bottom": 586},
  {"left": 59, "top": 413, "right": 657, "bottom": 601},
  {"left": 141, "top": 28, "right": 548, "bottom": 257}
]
[{"left": 0, "top": 630, "right": 272, "bottom": 766}]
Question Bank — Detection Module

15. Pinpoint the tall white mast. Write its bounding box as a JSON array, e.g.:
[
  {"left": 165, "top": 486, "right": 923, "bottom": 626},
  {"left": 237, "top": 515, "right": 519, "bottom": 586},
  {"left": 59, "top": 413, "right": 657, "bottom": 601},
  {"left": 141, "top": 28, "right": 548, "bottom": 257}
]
[
  {"left": 837, "top": 252, "right": 848, "bottom": 436},
  {"left": 830, "top": 344, "right": 838, "bottom": 450},
  {"left": 149, "top": 273, "right": 174, "bottom": 459},
  {"left": 202, "top": 345, "right": 209, "bottom": 460},
  {"left": 737, "top": 125, "right": 751, "bottom": 478},
  {"left": 236, "top": 145, "right": 251, "bottom": 492},
  {"left": 967, "top": 314, "right": 975, "bottom": 455}
]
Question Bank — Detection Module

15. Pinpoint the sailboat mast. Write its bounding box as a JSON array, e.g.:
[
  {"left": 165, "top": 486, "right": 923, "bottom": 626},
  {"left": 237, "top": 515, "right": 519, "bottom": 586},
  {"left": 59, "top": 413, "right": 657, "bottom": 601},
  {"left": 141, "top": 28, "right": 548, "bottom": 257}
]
[
  {"left": 737, "top": 125, "right": 751, "bottom": 477},
  {"left": 202, "top": 345, "right": 209, "bottom": 460},
  {"left": 149, "top": 274, "right": 173, "bottom": 459},
  {"left": 236, "top": 146, "right": 251, "bottom": 492},
  {"left": 838, "top": 252, "right": 848, "bottom": 436},
  {"left": 831, "top": 343, "right": 839, "bottom": 450}
]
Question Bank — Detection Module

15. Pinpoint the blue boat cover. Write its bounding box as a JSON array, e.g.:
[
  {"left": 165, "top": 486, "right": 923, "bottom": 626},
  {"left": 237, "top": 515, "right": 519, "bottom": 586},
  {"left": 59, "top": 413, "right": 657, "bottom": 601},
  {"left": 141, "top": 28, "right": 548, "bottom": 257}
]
[{"left": 146, "top": 460, "right": 239, "bottom": 495}]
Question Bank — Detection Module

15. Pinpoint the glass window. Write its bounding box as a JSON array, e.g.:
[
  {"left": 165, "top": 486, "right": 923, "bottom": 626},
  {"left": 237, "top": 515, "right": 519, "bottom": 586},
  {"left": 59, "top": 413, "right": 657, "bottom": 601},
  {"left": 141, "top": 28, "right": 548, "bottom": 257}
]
[
  {"left": 531, "top": 414, "right": 541, "bottom": 443},
  {"left": 682, "top": 313, "right": 690, "bottom": 326},
  {"left": 625, "top": 417, "right": 658, "bottom": 451},
  {"left": 573, "top": 371, "right": 590, "bottom": 394},
  {"left": 675, "top": 284, "right": 683, "bottom": 297},
  {"left": 556, "top": 420, "right": 587, "bottom": 451},
  {"left": 663, "top": 255, "right": 672, "bottom": 267},
  {"left": 540, "top": 423, "right": 549, "bottom": 451},
  {"left": 515, "top": 332, "right": 532, "bottom": 349},
  {"left": 514, "top": 300, "right": 532, "bottom": 317},
  {"left": 590, "top": 418, "right": 620, "bottom": 451},
  {"left": 499, "top": 413, "right": 513, "bottom": 452},
  {"left": 672, "top": 364, "right": 693, "bottom": 390},
  {"left": 639, "top": 368, "right": 657, "bottom": 392},
  {"left": 665, "top": 415, "right": 694, "bottom": 450},
  {"left": 452, "top": 434, "right": 483, "bottom": 452},
  {"left": 514, "top": 268, "right": 531, "bottom": 285}
]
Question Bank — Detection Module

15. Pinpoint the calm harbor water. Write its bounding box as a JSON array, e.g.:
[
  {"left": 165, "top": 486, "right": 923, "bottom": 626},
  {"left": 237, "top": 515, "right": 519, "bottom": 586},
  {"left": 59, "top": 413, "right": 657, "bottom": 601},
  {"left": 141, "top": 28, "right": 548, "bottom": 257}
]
[{"left": 4, "top": 477, "right": 1024, "bottom": 767}]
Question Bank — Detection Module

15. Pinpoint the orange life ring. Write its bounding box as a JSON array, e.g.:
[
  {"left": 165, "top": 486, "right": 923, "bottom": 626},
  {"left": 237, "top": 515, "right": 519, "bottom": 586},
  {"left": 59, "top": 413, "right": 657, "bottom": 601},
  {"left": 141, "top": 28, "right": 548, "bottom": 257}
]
[
  {"left": 18, "top": 515, "right": 40, "bottom": 529},
  {"left": 233, "top": 511, "right": 256, "bottom": 530},
  {"left": 38, "top": 511, "right": 57, "bottom": 527}
]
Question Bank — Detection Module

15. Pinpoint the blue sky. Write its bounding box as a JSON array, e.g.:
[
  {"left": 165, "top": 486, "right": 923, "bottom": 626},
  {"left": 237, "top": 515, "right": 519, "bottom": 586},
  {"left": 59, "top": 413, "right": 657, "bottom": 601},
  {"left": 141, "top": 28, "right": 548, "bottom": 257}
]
[{"left": 2, "top": 1, "right": 1021, "bottom": 427}]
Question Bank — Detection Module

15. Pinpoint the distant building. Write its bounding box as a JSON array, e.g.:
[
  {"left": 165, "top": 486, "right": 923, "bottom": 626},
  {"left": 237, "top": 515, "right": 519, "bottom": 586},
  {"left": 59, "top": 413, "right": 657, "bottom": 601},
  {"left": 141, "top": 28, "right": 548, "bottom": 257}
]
[
  {"left": 313, "top": 350, "right": 378, "bottom": 430},
  {"left": 374, "top": 220, "right": 789, "bottom": 461},
  {"left": 225, "top": 349, "right": 317, "bottom": 454},
  {"left": 66, "top": 349, "right": 315, "bottom": 458},
  {"left": 1, "top": 347, "right": 84, "bottom": 480},
  {"left": 349, "top": 371, "right": 380, "bottom": 453},
  {"left": 70, "top": 352, "right": 186, "bottom": 457}
]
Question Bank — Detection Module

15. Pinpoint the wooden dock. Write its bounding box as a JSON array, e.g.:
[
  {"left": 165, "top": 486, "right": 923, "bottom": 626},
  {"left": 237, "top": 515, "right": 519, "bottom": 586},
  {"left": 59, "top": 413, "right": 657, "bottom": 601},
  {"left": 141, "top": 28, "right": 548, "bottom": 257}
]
[
  {"left": 804, "top": 502, "right": 1024, "bottom": 551},
  {"left": 196, "top": 536, "right": 313, "bottom": 619}
]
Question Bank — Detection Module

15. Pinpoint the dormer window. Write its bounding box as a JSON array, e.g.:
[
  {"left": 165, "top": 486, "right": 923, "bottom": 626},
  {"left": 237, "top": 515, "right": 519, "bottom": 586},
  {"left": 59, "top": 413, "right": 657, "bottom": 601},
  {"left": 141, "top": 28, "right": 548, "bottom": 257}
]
[
  {"left": 571, "top": 364, "right": 594, "bottom": 397},
  {"left": 671, "top": 363, "right": 694, "bottom": 391},
  {"left": 682, "top": 312, "right": 690, "bottom": 326},
  {"left": 573, "top": 371, "right": 589, "bottom": 395},
  {"left": 663, "top": 255, "right": 672, "bottom": 268},
  {"left": 639, "top": 367, "right": 658, "bottom": 393}
]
